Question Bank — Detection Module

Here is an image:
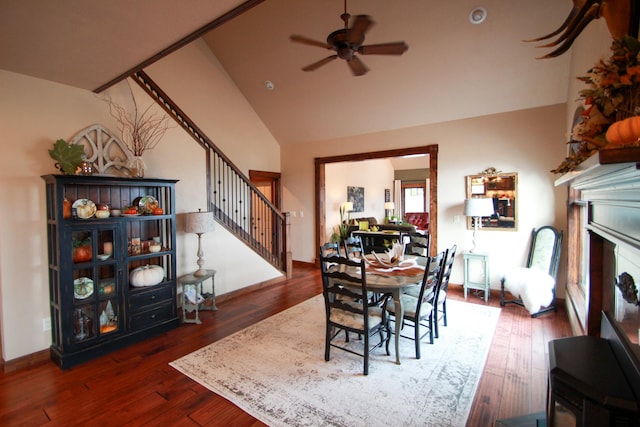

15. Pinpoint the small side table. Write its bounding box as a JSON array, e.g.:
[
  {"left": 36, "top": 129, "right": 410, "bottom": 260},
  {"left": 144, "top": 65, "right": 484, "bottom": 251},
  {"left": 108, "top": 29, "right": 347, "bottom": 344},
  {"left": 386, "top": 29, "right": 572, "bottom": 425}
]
[
  {"left": 179, "top": 269, "right": 217, "bottom": 324},
  {"left": 463, "top": 251, "right": 490, "bottom": 301}
]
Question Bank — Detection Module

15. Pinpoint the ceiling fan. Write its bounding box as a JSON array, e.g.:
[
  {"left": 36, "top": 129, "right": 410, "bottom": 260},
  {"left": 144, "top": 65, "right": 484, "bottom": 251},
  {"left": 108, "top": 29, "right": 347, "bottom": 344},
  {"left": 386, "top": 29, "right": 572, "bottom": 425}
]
[{"left": 289, "top": 0, "right": 409, "bottom": 76}]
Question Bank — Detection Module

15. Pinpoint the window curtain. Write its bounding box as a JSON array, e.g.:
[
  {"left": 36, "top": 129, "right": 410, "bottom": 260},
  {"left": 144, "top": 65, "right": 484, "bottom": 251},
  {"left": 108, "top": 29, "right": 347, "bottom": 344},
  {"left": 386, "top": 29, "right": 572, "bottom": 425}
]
[{"left": 394, "top": 179, "right": 402, "bottom": 219}]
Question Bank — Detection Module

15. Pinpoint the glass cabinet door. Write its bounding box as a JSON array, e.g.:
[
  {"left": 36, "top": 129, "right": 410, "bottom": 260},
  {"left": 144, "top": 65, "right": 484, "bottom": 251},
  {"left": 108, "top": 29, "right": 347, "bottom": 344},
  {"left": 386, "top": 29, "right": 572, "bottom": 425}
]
[
  {"left": 71, "top": 227, "right": 119, "bottom": 344},
  {"left": 72, "top": 265, "right": 95, "bottom": 343},
  {"left": 97, "top": 263, "right": 118, "bottom": 336}
]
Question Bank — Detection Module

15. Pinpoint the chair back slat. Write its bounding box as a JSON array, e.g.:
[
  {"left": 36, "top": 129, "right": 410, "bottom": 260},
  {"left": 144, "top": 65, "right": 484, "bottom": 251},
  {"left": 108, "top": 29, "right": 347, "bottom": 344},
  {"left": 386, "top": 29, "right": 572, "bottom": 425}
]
[
  {"left": 342, "top": 235, "right": 365, "bottom": 259},
  {"left": 320, "top": 241, "right": 341, "bottom": 258},
  {"left": 418, "top": 251, "right": 446, "bottom": 305},
  {"left": 438, "top": 244, "right": 457, "bottom": 295},
  {"left": 405, "top": 232, "right": 431, "bottom": 258}
]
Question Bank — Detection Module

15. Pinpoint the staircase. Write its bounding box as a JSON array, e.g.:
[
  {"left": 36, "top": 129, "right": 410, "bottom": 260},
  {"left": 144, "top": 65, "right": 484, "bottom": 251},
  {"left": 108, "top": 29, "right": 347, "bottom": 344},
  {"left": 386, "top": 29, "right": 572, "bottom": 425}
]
[{"left": 132, "top": 71, "right": 291, "bottom": 276}]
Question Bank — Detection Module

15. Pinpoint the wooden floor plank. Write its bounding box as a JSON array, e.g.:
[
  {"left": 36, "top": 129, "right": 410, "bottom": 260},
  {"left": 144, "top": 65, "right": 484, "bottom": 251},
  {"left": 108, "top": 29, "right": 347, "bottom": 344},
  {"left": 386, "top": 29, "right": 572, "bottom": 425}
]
[{"left": 0, "top": 265, "right": 571, "bottom": 426}]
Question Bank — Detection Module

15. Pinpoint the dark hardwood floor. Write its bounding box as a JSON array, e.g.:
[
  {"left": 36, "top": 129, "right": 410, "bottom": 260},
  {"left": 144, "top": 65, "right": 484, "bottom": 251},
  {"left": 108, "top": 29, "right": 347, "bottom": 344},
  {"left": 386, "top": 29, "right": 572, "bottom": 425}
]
[{"left": 0, "top": 263, "right": 572, "bottom": 426}]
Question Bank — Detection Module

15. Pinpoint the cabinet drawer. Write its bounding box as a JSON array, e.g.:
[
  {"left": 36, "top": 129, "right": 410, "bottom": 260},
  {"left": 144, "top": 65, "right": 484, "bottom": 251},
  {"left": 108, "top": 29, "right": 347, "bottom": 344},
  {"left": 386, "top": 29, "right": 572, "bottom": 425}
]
[
  {"left": 129, "top": 285, "right": 173, "bottom": 311},
  {"left": 130, "top": 302, "right": 174, "bottom": 330}
]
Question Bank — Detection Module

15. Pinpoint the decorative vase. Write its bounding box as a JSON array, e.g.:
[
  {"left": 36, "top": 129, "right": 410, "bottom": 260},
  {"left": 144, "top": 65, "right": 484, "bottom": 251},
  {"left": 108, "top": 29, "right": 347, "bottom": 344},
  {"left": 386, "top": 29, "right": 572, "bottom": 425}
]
[
  {"left": 129, "top": 156, "right": 145, "bottom": 178},
  {"left": 63, "top": 196, "right": 72, "bottom": 219}
]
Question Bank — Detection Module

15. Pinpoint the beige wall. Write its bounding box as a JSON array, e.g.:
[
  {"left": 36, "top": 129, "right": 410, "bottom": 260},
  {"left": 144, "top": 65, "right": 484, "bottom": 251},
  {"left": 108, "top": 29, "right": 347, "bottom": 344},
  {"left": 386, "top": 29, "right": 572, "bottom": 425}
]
[
  {"left": 282, "top": 104, "right": 569, "bottom": 290},
  {"left": 0, "top": 39, "right": 281, "bottom": 362},
  {"left": 281, "top": 19, "right": 614, "bottom": 298}
]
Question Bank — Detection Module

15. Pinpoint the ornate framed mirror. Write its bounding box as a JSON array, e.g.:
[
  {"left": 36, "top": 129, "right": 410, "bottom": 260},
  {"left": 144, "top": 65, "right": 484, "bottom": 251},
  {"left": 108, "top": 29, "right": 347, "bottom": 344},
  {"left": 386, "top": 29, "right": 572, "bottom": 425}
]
[{"left": 466, "top": 168, "right": 518, "bottom": 231}]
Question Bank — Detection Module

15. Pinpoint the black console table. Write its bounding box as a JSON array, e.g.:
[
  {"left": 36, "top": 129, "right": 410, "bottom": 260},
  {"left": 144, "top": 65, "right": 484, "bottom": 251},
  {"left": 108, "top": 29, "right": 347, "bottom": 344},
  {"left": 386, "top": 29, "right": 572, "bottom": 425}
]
[
  {"left": 547, "top": 316, "right": 640, "bottom": 426},
  {"left": 352, "top": 230, "right": 407, "bottom": 254}
]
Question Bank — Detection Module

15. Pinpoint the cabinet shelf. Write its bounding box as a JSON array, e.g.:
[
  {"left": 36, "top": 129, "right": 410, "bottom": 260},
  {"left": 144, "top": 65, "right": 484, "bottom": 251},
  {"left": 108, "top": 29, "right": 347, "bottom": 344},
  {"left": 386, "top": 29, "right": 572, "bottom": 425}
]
[{"left": 42, "top": 174, "right": 179, "bottom": 369}]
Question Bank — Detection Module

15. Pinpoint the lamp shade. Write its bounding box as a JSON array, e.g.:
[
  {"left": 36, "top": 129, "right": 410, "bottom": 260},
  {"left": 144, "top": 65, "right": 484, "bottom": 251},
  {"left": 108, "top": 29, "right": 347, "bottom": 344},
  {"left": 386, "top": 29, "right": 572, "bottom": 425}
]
[
  {"left": 186, "top": 210, "right": 215, "bottom": 234},
  {"left": 464, "top": 198, "right": 494, "bottom": 217},
  {"left": 384, "top": 202, "right": 395, "bottom": 210}
]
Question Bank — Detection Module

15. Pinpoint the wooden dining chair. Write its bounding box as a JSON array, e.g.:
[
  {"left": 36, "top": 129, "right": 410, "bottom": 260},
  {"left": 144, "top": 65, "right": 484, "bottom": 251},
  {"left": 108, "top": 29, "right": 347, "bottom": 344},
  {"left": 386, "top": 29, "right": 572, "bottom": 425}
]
[
  {"left": 384, "top": 251, "right": 445, "bottom": 359},
  {"left": 432, "top": 244, "right": 457, "bottom": 339},
  {"left": 319, "top": 251, "right": 390, "bottom": 375}
]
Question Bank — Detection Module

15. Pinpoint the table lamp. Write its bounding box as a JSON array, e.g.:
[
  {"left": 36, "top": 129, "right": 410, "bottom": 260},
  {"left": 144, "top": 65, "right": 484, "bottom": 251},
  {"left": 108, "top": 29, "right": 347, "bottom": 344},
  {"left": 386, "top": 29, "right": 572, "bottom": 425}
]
[
  {"left": 464, "top": 198, "right": 494, "bottom": 252},
  {"left": 186, "top": 209, "right": 215, "bottom": 276},
  {"left": 384, "top": 202, "right": 395, "bottom": 220}
]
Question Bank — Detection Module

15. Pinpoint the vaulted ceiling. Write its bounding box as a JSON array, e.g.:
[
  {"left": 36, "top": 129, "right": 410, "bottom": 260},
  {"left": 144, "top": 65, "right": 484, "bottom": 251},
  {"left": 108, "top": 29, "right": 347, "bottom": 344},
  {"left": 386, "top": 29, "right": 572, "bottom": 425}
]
[{"left": 1, "top": 0, "right": 573, "bottom": 145}]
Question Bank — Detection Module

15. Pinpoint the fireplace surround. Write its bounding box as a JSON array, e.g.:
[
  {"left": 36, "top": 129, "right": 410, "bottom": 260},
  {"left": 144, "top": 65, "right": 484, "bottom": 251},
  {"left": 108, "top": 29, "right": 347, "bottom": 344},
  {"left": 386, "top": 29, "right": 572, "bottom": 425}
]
[
  {"left": 556, "top": 147, "right": 640, "bottom": 344},
  {"left": 554, "top": 147, "right": 640, "bottom": 424}
]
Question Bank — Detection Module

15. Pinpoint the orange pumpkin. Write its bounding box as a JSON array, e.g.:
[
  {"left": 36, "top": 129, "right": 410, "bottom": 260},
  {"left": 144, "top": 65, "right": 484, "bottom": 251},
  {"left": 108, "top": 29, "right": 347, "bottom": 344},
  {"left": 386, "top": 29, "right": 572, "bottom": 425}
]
[
  {"left": 606, "top": 116, "right": 640, "bottom": 146},
  {"left": 73, "top": 245, "right": 92, "bottom": 263}
]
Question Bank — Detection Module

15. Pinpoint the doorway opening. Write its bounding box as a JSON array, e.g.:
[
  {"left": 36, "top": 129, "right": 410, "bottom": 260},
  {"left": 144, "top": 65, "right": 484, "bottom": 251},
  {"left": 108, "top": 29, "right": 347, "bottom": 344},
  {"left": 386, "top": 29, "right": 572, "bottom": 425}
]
[{"left": 314, "top": 145, "right": 438, "bottom": 261}]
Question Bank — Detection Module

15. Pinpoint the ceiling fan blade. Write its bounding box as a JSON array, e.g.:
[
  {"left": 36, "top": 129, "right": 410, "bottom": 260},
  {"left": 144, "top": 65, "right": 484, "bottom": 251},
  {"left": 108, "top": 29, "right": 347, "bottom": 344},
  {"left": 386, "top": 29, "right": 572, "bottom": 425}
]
[
  {"left": 290, "top": 34, "right": 332, "bottom": 50},
  {"left": 347, "top": 15, "right": 374, "bottom": 45},
  {"left": 358, "top": 42, "right": 409, "bottom": 55},
  {"left": 302, "top": 55, "right": 338, "bottom": 72},
  {"left": 347, "top": 55, "right": 369, "bottom": 76}
]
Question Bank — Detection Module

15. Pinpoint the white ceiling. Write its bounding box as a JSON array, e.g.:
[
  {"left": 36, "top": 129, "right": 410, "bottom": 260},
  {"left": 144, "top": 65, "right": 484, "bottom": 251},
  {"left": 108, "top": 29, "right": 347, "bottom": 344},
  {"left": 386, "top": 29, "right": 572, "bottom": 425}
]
[{"left": 1, "top": 0, "right": 574, "bottom": 146}]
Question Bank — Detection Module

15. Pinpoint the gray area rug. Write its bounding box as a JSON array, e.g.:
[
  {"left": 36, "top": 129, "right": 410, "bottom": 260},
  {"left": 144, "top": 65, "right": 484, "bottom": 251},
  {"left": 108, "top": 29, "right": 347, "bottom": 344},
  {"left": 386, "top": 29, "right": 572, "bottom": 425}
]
[{"left": 170, "top": 295, "right": 500, "bottom": 427}]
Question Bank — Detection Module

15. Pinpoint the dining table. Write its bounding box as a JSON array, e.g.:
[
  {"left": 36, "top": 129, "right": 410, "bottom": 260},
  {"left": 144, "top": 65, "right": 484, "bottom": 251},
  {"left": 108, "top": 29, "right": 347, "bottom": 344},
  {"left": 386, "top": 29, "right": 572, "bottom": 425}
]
[{"left": 328, "top": 255, "right": 428, "bottom": 365}]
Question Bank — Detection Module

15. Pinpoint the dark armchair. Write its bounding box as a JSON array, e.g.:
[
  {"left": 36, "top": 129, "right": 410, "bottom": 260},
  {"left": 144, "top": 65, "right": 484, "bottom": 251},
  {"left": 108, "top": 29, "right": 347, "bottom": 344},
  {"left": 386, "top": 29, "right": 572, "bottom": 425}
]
[{"left": 500, "top": 226, "right": 563, "bottom": 317}]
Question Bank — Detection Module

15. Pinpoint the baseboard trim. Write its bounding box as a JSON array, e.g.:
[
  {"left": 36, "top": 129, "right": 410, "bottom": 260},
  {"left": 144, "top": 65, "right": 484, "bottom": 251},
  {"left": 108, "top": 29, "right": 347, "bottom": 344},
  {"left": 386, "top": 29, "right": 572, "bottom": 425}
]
[
  {"left": 3, "top": 348, "right": 51, "bottom": 373},
  {"left": 213, "top": 274, "right": 288, "bottom": 304}
]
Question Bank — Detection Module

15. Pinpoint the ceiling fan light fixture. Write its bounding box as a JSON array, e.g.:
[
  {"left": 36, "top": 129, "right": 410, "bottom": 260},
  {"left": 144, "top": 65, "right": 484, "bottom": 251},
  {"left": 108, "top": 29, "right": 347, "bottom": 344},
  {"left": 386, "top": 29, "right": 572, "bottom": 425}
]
[
  {"left": 289, "top": 3, "right": 407, "bottom": 77},
  {"left": 469, "top": 7, "right": 487, "bottom": 25}
]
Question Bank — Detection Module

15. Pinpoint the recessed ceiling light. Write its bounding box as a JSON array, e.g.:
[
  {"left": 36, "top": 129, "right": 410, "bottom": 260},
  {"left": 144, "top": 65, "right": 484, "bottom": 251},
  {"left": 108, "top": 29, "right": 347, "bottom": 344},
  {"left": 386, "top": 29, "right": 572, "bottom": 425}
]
[
  {"left": 469, "top": 7, "right": 487, "bottom": 25},
  {"left": 265, "top": 80, "right": 275, "bottom": 90}
]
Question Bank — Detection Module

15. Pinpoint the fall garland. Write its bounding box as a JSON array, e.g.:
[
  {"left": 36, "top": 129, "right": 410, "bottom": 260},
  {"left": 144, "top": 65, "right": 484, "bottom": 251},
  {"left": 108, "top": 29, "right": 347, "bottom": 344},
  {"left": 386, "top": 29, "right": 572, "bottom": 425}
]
[{"left": 553, "top": 36, "right": 640, "bottom": 173}]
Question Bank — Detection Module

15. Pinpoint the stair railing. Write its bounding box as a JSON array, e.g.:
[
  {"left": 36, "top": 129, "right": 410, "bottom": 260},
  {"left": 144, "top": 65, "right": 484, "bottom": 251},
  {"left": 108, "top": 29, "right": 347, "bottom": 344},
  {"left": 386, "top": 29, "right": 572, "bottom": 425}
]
[{"left": 131, "top": 70, "right": 290, "bottom": 275}]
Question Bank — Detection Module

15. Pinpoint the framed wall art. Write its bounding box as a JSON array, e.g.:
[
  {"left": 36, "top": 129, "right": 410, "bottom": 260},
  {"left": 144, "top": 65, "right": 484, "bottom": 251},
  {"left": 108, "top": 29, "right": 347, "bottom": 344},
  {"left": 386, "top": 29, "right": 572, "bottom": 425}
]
[{"left": 347, "top": 186, "right": 364, "bottom": 212}]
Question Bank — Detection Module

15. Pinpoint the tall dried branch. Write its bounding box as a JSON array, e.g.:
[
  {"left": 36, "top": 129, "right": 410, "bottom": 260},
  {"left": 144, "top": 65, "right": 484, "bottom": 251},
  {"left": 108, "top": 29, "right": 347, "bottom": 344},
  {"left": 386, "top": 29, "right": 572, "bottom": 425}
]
[{"left": 103, "top": 81, "right": 174, "bottom": 156}]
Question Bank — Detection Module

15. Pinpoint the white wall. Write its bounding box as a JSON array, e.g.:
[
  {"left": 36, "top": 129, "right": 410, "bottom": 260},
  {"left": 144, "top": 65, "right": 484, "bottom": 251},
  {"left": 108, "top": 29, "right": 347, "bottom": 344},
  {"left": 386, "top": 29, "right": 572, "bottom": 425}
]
[
  {"left": 0, "top": 39, "right": 282, "bottom": 362},
  {"left": 325, "top": 159, "right": 394, "bottom": 241}
]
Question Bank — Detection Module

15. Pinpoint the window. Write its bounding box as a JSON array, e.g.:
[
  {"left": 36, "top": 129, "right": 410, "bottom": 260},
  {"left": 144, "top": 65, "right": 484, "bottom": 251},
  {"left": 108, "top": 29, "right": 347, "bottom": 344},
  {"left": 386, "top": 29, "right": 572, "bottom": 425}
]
[{"left": 402, "top": 182, "right": 426, "bottom": 215}]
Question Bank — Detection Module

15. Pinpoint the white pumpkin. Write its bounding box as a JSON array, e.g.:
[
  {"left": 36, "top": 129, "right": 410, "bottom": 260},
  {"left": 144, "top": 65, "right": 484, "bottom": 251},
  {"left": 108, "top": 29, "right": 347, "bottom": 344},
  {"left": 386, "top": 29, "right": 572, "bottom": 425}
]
[{"left": 130, "top": 265, "right": 164, "bottom": 287}]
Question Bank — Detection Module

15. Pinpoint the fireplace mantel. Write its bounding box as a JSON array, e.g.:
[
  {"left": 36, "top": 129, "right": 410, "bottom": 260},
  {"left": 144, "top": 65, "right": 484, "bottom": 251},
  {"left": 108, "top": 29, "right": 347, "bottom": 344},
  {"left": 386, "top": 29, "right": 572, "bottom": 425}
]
[{"left": 556, "top": 147, "right": 640, "bottom": 341}]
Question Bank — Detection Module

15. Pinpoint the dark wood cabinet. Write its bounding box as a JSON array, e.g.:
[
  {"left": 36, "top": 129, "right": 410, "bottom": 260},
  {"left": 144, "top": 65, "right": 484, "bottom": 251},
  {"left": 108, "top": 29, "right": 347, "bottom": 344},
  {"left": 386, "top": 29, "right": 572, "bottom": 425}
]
[{"left": 42, "top": 174, "right": 179, "bottom": 369}]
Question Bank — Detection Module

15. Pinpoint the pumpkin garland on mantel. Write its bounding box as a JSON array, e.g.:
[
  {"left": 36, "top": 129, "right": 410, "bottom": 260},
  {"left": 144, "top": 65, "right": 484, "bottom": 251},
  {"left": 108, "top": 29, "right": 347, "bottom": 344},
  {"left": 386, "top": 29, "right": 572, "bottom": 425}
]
[
  {"left": 553, "top": 36, "right": 640, "bottom": 174},
  {"left": 605, "top": 115, "right": 640, "bottom": 146}
]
